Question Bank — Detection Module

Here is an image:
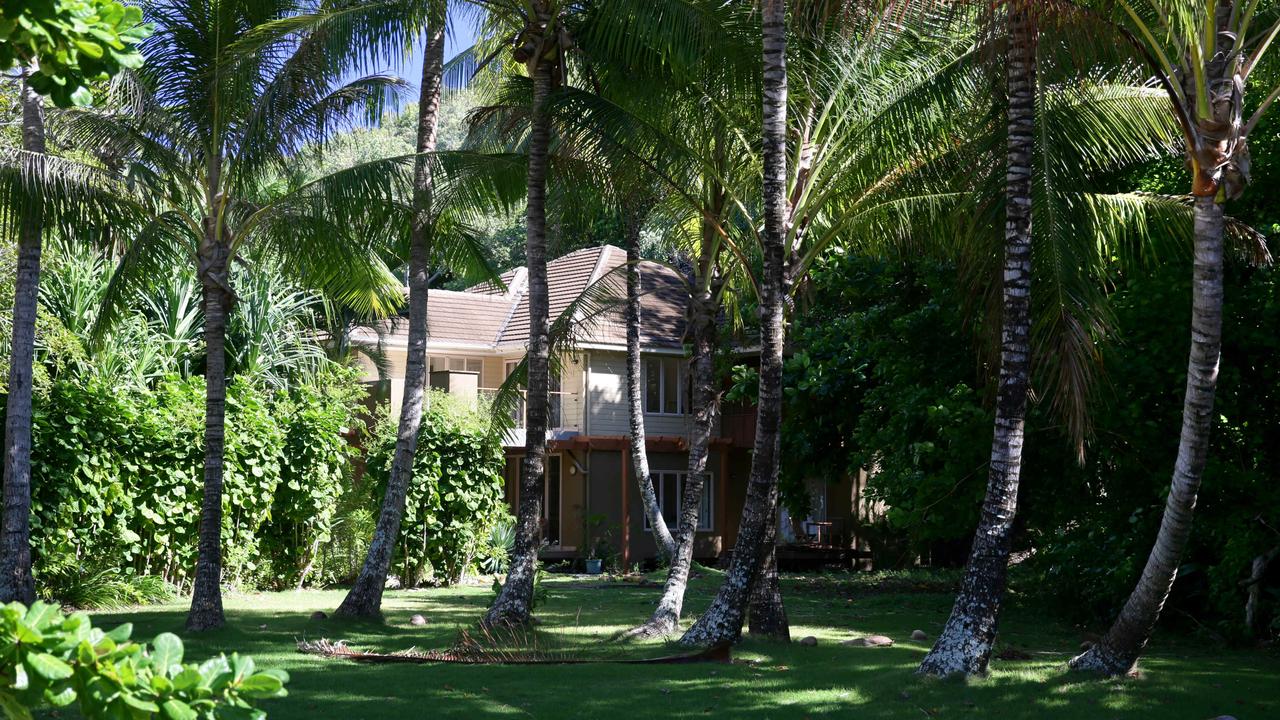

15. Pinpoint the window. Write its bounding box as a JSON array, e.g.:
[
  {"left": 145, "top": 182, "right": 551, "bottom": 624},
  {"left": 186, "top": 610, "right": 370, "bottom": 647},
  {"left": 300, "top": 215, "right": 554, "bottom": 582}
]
[
  {"left": 644, "top": 357, "right": 688, "bottom": 415},
  {"left": 644, "top": 472, "right": 713, "bottom": 532},
  {"left": 429, "top": 356, "right": 482, "bottom": 373}
]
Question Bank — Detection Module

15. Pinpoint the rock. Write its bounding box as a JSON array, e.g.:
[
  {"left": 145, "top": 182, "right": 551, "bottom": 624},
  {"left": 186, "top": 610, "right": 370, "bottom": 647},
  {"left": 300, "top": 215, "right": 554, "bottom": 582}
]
[
  {"left": 309, "top": 611, "right": 327, "bottom": 620},
  {"left": 910, "top": 629, "right": 928, "bottom": 641},
  {"left": 409, "top": 614, "right": 428, "bottom": 626},
  {"left": 799, "top": 636, "right": 818, "bottom": 646},
  {"left": 842, "top": 635, "right": 893, "bottom": 647}
]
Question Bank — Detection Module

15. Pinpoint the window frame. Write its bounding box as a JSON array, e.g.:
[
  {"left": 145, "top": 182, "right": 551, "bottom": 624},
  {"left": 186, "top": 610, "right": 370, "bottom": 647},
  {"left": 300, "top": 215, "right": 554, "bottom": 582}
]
[
  {"left": 642, "top": 471, "right": 714, "bottom": 532},
  {"left": 643, "top": 356, "right": 688, "bottom": 416},
  {"left": 429, "top": 355, "right": 483, "bottom": 374}
]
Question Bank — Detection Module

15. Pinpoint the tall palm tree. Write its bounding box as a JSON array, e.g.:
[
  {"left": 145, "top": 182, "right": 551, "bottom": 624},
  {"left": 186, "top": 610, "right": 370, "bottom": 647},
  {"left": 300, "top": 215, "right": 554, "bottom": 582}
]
[
  {"left": 0, "top": 74, "right": 50, "bottom": 605},
  {"left": 918, "top": 0, "right": 1037, "bottom": 677},
  {"left": 68, "top": 0, "right": 420, "bottom": 630},
  {"left": 336, "top": 0, "right": 450, "bottom": 619},
  {"left": 1071, "top": 0, "right": 1280, "bottom": 676},
  {"left": 480, "top": 0, "right": 567, "bottom": 627},
  {"left": 623, "top": 202, "right": 679, "bottom": 562},
  {"left": 679, "top": 0, "right": 789, "bottom": 646},
  {"left": 0, "top": 2, "right": 150, "bottom": 604}
]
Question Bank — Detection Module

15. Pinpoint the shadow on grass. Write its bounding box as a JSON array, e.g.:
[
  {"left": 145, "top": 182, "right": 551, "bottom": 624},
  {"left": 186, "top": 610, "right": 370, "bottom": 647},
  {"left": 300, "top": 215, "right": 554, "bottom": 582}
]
[{"left": 79, "top": 577, "right": 1279, "bottom": 720}]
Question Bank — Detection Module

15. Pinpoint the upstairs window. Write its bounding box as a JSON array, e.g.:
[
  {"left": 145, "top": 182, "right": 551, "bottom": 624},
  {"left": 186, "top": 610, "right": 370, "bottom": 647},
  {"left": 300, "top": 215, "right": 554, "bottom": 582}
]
[
  {"left": 430, "top": 356, "right": 482, "bottom": 373},
  {"left": 644, "top": 356, "right": 688, "bottom": 415}
]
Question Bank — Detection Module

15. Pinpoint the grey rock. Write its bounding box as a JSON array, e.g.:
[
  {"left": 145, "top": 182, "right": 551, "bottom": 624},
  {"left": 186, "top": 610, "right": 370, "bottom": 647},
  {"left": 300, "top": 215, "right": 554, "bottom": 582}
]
[
  {"left": 842, "top": 635, "right": 893, "bottom": 647},
  {"left": 409, "top": 614, "right": 428, "bottom": 626},
  {"left": 799, "top": 636, "right": 818, "bottom": 646},
  {"left": 910, "top": 629, "right": 928, "bottom": 641},
  {"left": 309, "top": 611, "right": 327, "bottom": 621},
  {"left": 384, "top": 575, "right": 402, "bottom": 590}
]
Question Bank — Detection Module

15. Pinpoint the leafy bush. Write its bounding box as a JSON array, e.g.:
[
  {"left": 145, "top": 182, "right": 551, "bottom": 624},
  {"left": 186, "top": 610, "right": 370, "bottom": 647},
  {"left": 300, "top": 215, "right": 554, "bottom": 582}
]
[
  {"left": 2, "top": 365, "right": 365, "bottom": 603},
  {"left": 363, "top": 391, "right": 508, "bottom": 586},
  {"left": 0, "top": 601, "right": 286, "bottom": 720}
]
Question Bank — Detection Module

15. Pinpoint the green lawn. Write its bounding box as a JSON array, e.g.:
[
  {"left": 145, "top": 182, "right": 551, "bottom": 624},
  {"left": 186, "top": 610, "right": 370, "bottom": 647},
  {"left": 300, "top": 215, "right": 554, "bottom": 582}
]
[{"left": 80, "top": 572, "right": 1278, "bottom": 720}]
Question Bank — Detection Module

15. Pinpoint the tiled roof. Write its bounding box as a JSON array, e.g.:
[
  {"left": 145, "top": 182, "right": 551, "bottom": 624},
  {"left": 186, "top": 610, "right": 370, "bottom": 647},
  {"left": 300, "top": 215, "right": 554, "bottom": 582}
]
[{"left": 368, "top": 245, "right": 687, "bottom": 351}]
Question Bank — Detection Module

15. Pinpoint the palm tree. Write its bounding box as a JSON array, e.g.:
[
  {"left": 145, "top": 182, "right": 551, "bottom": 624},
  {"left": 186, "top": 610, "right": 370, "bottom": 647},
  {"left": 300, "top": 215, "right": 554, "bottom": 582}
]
[
  {"left": 1071, "top": 0, "right": 1280, "bottom": 676},
  {"left": 0, "top": 0, "right": 149, "bottom": 604},
  {"left": 623, "top": 202, "right": 679, "bottom": 562},
  {"left": 679, "top": 0, "right": 790, "bottom": 646},
  {"left": 918, "top": 0, "right": 1037, "bottom": 677},
  {"left": 336, "top": 0, "right": 450, "bottom": 619},
  {"left": 67, "top": 0, "right": 420, "bottom": 630},
  {"left": 479, "top": 0, "right": 567, "bottom": 627},
  {"left": 0, "top": 74, "right": 50, "bottom": 605}
]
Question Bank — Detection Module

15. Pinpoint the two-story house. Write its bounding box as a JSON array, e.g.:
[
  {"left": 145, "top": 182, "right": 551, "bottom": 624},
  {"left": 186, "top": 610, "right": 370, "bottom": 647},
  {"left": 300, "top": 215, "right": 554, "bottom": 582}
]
[{"left": 354, "top": 245, "right": 869, "bottom": 569}]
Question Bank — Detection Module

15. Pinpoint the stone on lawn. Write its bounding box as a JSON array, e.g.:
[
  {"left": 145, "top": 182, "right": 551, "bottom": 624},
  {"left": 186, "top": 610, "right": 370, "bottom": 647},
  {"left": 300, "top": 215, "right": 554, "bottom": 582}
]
[
  {"left": 910, "top": 629, "right": 928, "bottom": 641},
  {"left": 409, "top": 614, "right": 428, "bottom": 626},
  {"left": 310, "top": 611, "right": 328, "bottom": 621},
  {"left": 799, "top": 636, "right": 818, "bottom": 646},
  {"left": 843, "top": 635, "right": 893, "bottom": 647}
]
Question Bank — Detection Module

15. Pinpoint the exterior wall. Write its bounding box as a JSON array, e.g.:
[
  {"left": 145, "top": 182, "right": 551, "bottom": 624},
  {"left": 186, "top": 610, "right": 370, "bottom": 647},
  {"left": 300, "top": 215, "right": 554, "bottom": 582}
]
[{"left": 585, "top": 350, "right": 712, "bottom": 439}]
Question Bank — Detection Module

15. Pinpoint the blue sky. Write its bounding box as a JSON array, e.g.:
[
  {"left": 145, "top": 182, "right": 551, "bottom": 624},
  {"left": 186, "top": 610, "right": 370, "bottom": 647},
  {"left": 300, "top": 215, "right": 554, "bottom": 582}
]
[{"left": 387, "top": 8, "right": 482, "bottom": 92}]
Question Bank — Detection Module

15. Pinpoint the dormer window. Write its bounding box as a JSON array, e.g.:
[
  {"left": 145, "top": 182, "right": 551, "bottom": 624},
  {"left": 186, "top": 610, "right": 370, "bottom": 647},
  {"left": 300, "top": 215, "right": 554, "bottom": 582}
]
[{"left": 644, "top": 356, "right": 688, "bottom": 415}]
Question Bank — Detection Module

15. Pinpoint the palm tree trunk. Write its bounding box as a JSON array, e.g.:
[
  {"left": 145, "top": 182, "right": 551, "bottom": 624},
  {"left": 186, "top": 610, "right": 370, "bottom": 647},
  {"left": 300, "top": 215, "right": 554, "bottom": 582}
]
[
  {"left": 680, "top": 0, "right": 788, "bottom": 646},
  {"left": 627, "top": 284, "right": 718, "bottom": 639},
  {"left": 747, "top": 513, "right": 789, "bottom": 640},
  {"left": 187, "top": 210, "right": 231, "bottom": 632},
  {"left": 1069, "top": 194, "right": 1224, "bottom": 676},
  {"left": 625, "top": 208, "right": 677, "bottom": 561},
  {"left": 484, "top": 57, "right": 554, "bottom": 628},
  {"left": 337, "top": 4, "right": 446, "bottom": 618},
  {"left": 0, "top": 73, "right": 46, "bottom": 605},
  {"left": 918, "top": 3, "right": 1036, "bottom": 677}
]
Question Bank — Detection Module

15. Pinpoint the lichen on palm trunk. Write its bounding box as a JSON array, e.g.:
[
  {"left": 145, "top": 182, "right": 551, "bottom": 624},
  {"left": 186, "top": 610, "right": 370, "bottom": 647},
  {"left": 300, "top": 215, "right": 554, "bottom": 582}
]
[{"left": 917, "top": 0, "right": 1036, "bottom": 677}]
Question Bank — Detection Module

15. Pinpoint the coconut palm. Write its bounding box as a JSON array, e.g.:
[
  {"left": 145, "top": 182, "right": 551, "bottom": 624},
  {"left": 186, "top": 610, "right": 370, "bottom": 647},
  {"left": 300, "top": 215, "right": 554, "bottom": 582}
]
[
  {"left": 0, "top": 82, "right": 145, "bottom": 604},
  {"left": 61, "top": 0, "right": 436, "bottom": 631},
  {"left": 622, "top": 201, "right": 679, "bottom": 562},
  {"left": 917, "top": 0, "right": 1037, "bottom": 678},
  {"left": 1070, "top": 0, "right": 1280, "bottom": 676}
]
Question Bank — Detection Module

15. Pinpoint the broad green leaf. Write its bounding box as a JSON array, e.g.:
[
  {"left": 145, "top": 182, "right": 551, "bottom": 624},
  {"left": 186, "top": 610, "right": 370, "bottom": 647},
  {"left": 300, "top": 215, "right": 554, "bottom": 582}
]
[{"left": 25, "top": 652, "right": 73, "bottom": 681}]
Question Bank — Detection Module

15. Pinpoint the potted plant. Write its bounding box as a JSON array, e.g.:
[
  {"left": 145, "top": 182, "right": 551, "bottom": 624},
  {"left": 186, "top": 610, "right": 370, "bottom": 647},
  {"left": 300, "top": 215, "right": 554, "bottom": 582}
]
[{"left": 582, "top": 514, "right": 608, "bottom": 575}]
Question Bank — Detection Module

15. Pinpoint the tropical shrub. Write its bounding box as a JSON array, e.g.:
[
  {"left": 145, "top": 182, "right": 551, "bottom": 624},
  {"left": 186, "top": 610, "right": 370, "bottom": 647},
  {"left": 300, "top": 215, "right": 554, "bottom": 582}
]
[
  {"left": 1, "top": 366, "right": 365, "bottom": 603},
  {"left": 0, "top": 601, "right": 286, "bottom": 719},
  {"left": 363, "top": 391, "right": 508, "bottom": 586}
]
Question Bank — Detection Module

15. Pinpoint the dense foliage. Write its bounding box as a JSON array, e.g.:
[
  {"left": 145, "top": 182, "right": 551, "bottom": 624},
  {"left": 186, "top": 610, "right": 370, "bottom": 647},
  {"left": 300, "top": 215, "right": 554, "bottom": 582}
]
[
  {"left": 1, "top": 368, "right": 361, "bottom": 598},
  {"left": 0, "top": 0, "right": 150, "bottom": 106},
  {"left": 362, "top": 391, "right": 510, "bottom": 586},
  {"left": 0, "top": 601, "right": 286, "bottom": 719},
  {"left": 779, "top": 245, "right": 1280, "bottom": 638}
]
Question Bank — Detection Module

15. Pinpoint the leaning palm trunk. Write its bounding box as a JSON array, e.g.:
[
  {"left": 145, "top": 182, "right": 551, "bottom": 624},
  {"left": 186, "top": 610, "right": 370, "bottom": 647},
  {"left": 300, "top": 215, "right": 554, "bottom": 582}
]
[
  {"left": 0, "top": 73, "right": 46, "bottom": 605},
  {"left": 626, "top": 287, "right": 718, "bottom": 639},
  {"left": 187, "top": 177, "right": 233, "bottom": 632},
  {"left": 747, "top": 514, "right": 789, "bottom": 640},
  {"left": 918, "top": 2, "right": 1036, "bottom": 677},
  {"left": 1070, "top": 1, "right": 1257, "bottom": 676},
  {"left": 337, "top": 8, "right": 446, "bottom": 618},
  {"left": 625, "top": 209, "right": 677, "bottom": 561},
  {"left": 485, "top": 59, "right": 554, "bottom": 627},
  {"left": 1069, "top": 195, "right": 1224, "bottom": 675},
  {"left": 680, "top": 0, "right": 788, "bottom": 646}
]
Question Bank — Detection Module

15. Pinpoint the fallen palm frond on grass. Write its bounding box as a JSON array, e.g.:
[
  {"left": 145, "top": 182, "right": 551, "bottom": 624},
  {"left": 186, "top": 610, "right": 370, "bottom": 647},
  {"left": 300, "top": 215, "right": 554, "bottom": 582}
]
[{"left": 298, "top": 625, "right": 731, "bottom": 665}]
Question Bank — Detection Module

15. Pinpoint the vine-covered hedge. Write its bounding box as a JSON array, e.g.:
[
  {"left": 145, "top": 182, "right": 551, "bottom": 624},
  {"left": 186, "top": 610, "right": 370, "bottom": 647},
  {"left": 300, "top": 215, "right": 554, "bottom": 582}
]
[
  {"left": 362, "top": 391, "right": 510, "bottom": 586},
  {"left": 2, "top": 367, "right": 364, "bottom": 599}
]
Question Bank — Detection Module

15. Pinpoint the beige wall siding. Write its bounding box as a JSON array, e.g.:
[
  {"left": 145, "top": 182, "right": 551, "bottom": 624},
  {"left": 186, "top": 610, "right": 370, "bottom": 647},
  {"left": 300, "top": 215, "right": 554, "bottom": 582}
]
[{"left": 586, "top": 351, "right": 710, "bottom": 438}]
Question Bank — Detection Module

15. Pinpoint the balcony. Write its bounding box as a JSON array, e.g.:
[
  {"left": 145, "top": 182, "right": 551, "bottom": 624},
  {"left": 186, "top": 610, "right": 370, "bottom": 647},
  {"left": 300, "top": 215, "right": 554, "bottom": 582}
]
[{"left": 479, "top": 388, "right": 581, "bottom": 448}]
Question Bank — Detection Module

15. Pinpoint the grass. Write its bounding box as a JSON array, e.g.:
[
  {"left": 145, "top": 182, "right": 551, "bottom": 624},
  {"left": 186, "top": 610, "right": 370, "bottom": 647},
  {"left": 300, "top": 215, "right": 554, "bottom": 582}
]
[{"left": 75, "top": 571, "right": 1279, "bottom": 720}]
